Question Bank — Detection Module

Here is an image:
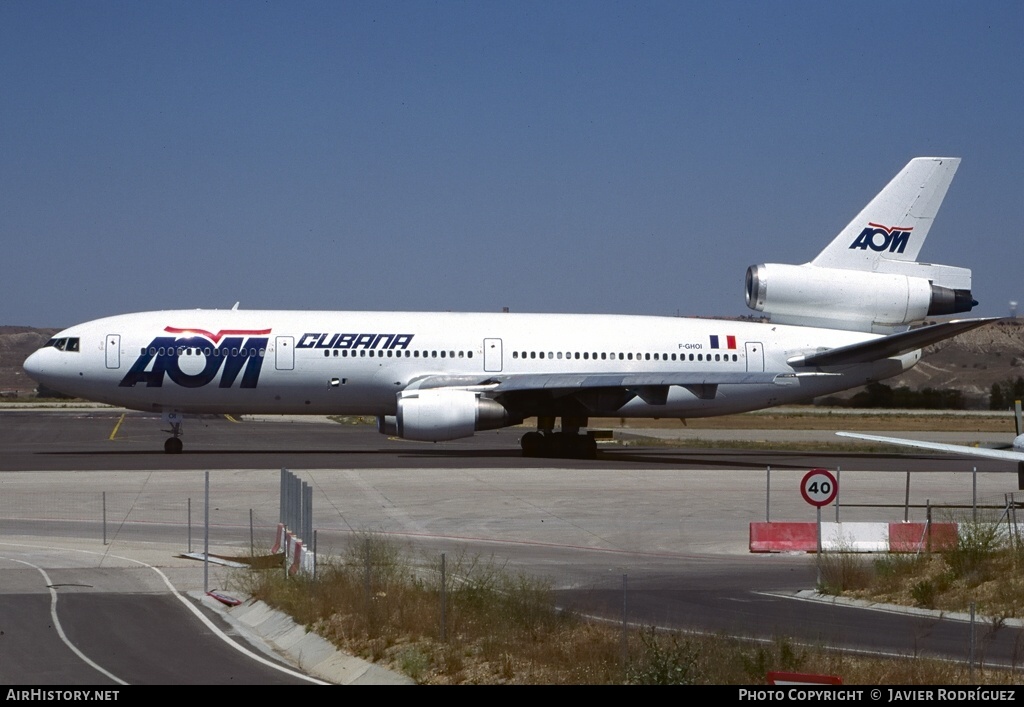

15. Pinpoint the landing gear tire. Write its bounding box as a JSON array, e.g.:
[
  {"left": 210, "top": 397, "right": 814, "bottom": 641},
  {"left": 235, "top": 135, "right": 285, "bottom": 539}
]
[
  {"left": 164, "top": 437, "right": 183, "bottom": 454},
  {"left": 581, "top": 435, "right": 597, "bottom": 459},
  {"left": 558, "top": 433, "right": 597, "bottom": 460},
  {"left": 520, "top": 431, "right": 597, "bottom": 460},
  {"left": 548, "top": 432, "right": 567, "bottom": 458},
  {"left": 520, "top": 431, "right": 546, "bottom": 457}
]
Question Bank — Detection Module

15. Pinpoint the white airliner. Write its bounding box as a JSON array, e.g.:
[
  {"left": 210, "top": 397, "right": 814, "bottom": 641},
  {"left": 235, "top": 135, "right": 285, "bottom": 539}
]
[{"left": 24, "top": 157, "right": 995, "bottom": 457}]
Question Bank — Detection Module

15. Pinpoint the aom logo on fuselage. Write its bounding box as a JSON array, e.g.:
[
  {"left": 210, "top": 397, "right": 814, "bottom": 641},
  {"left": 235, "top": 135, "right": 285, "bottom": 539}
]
[
  {"left": 849, "top": 222, "right": 913, "bottom": 253},
  {"left": 119, "top": 327, "right": 271, "bottom": 389}
]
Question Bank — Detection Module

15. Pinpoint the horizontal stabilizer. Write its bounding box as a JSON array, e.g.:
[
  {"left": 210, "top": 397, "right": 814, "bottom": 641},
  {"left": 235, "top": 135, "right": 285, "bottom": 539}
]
[{"left": 787, "top": 318, "right": 999, "bottom": 367}]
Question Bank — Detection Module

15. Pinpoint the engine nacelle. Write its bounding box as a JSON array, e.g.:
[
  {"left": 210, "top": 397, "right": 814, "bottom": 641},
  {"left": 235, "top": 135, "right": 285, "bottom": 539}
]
[
  {"left": 377, "top": 389, "right": 519, "bottom": 442},
  {"left": 745, "top": 263, "right": 975, "bottom": 333}
]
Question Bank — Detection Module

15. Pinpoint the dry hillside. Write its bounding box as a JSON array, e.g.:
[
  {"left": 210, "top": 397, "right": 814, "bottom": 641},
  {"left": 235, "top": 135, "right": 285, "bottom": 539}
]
[
  {"left": 1, "top": 319, "right": 1021, "bottom": 405},
  {"left": 897, "top": 318, "right": 1024, "bottom": 402},
  {"left": 0, "top": 326, "right": 58, "bottom": 395}
]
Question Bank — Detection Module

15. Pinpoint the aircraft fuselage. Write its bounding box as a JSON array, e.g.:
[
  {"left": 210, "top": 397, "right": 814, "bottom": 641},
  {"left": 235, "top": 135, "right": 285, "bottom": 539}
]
[{"left": 24, "top": 309, "right": 914, "bottom": 418}]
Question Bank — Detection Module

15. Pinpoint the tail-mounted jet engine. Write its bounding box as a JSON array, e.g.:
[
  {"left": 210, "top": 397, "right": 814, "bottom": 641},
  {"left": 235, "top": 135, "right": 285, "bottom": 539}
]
[{"left": 745, "top": 263, "right": 976, "bottom": 333}]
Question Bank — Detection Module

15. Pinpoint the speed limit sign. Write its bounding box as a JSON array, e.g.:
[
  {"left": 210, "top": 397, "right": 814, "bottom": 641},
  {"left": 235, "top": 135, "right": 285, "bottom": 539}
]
[{"left": 801, "top": 468, "right": 838, "bottom": 507}]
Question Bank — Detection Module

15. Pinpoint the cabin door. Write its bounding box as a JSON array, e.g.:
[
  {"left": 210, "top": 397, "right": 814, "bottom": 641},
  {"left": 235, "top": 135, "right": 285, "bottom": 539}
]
[
  {"left": 483, "top": 338, "right": 503, "bottom": 372},
  {"left": 105, "top": 335, "right": 120, "bottom": 369},
  {"left": 276, "top": 336, "right": 295, "bottom": 371},
  {"left": 745, "top": 342, "right": 764, "bottom": 372}
]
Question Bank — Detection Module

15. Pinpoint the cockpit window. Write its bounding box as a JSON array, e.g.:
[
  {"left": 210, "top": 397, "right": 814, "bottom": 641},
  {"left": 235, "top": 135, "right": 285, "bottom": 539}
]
[{"left": 48, "top": 337, "right": 80, "bottom": 352}]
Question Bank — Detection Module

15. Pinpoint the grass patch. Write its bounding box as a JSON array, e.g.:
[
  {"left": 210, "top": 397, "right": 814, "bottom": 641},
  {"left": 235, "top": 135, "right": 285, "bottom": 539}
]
[
  {"left": 327, "top": 415, "right": 377, "bottom": 425},
  {"left": 842, "top": 515, "right": 1024, "bottom": 620},
  {"left": 817, "top": 541, "right": 874, "bottom": 595},
  {"left": 231, "top": 532, "right": 1024, "bottom": 684}
]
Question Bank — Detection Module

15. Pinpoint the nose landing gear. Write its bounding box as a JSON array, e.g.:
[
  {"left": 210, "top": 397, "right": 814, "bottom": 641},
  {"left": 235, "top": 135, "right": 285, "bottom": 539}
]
[{"left": 163, "top": 411, "right": 184, "bottom": 454}]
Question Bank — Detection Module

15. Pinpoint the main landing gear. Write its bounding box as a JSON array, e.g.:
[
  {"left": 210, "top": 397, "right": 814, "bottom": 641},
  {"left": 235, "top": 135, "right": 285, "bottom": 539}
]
[
  {"left": 520, "top": 416, "right": 598, "bottom": 460},
  {"left": 163, "top": 411, "right": 184, "bottom": 454}
]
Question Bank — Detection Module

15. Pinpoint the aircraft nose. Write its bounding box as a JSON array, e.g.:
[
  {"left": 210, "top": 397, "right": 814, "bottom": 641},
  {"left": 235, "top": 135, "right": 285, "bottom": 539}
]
[{"left": 23, "top": 348, "right": 47, "bottom": 383}]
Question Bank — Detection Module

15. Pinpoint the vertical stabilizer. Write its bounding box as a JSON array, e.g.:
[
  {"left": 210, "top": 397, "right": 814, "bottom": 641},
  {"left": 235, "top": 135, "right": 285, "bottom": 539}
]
[{"left": 811, "top": 157, "right": 960, "bottom": 270}]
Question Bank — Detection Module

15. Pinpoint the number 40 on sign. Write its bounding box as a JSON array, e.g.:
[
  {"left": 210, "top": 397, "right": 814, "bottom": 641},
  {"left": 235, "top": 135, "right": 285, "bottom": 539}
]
[{"left": 800, "top": 468, "right": 838, "bottom": 507}]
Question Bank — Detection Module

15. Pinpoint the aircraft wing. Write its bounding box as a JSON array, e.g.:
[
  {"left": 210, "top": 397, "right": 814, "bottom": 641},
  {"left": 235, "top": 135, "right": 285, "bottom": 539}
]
[
  {"left": 402, "top": 370, "right": 806, "bottom": 409},
  {"left": 407, "top": 370, "right": 800, "bottom": 393},
  {"left": 836, "top": 432, "right": 1024, "bottom": 463},
  {"left": 488, "top": 371, "right": 795, "bottom": 392},
  {"left": 787, "top": 317, "right": 1000, "bottom": 367}
]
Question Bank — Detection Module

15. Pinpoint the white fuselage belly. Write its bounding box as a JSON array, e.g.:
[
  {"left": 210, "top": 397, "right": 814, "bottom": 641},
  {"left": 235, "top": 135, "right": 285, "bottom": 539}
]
[{"left": 28, "top": 309, "right": 915, "bottom": 418}]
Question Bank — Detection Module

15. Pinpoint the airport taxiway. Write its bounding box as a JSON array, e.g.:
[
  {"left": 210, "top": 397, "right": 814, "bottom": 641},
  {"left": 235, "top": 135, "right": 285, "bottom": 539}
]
[{"left": 3, "top": 408, "right": 1023, "bottom": 683}]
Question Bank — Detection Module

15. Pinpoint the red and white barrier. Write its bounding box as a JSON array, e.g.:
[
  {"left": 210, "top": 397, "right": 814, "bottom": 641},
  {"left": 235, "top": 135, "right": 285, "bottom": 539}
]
[
  {"left": 270, "top": 523, "right": 286, "bottom": 554},
  {"left": 285, "top": 531, "right": 297, "bottom": 563},
  {"left": 750, "top": 521, "right": 958, "bottom": 553},
  {"left": 268, "top": 523, "right": 315, "bottom": 576},
  {"left": 289, "top": 539, "right": 304, "bottom": 575}
]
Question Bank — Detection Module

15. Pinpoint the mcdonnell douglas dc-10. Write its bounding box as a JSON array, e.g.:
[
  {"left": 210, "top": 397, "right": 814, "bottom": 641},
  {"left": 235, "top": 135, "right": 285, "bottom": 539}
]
[{"left": 24, "top": 157, "right": 995, "bottom": 457}]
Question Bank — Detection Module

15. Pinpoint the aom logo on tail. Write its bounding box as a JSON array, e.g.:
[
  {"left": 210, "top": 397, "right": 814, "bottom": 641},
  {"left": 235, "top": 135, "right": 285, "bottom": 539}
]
[
  {"left": 119, "top": 327, "right": 271, "bottom": 389},
  {"left": 849, "top": 223, "right": 913, "bottom": 253}
]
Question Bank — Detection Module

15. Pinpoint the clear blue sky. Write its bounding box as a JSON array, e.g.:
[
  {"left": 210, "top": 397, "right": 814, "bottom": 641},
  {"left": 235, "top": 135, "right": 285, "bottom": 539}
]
[{"left": 2, "top": 1, "right": 1021, "bottom": 327}]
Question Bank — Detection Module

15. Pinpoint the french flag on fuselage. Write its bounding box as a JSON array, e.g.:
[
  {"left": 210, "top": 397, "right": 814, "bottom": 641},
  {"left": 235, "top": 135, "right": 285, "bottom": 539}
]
[{"left": 709, "top": 335, "right": 737, "bottom": 350}]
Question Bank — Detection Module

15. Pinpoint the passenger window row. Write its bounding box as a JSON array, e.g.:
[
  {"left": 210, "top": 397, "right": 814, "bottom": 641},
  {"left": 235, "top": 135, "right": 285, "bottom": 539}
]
[
  {"left": 512, "top": 350, "right": 740, "bottom": 363},
  {"left": 140, "top": 347, "right": 265, "bottom": 357},
  {"left": 133, "top": 345, "right": 739, "bottom": 364},
  {"left": 136, "top": 346, "right": 476, "bottom": 360},
  {"left": 322, "top": 349, "right": 472, "bottom": 359}
]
